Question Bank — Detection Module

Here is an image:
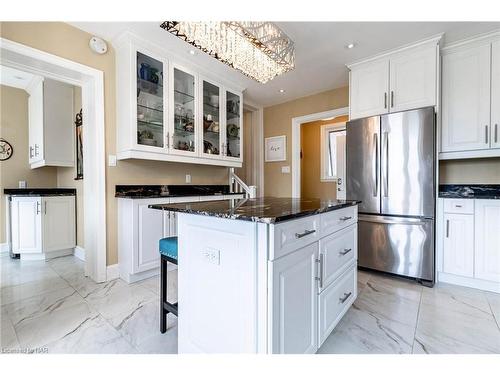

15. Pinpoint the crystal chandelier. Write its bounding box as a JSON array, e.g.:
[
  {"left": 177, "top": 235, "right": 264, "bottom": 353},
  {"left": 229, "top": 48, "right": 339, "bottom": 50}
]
[{"left": 160, "top": 21, "right": 295, "bottom": 84}]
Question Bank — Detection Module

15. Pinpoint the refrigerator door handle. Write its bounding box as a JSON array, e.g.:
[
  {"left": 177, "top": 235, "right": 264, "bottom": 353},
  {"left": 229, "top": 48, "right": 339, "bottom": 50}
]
[
  {"left": 373, "top": 133, "right": 378, "bottom": 197},
  {"left": 359, "top": 215, "right": 430, "bottom": 225},
  {"left": 382, "top": 131, "right": 389, "bottom": 198}
]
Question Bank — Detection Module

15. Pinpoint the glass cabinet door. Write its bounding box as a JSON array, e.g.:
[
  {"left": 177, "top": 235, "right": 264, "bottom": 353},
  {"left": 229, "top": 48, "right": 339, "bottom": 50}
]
[
  {"left": 136, "top": 52, "right": 165, "bottom": 149},
  {"left": 202, "top": 80, "right": 222, "bottom": 157},
  {"left": 225, "top": 90, "right": 242, "bottom": 160},
  {"left": 171, "top": 67, "right": 196, "bottom": 154}
]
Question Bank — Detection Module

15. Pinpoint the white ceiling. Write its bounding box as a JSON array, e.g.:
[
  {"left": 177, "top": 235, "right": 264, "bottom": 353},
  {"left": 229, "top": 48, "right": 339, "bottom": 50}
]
[
  {"left": 0, "top": 65, "right": 38, "bottom": 90},
  {"left": 71, "top": 22, "right": 499, "bottom": 107}
]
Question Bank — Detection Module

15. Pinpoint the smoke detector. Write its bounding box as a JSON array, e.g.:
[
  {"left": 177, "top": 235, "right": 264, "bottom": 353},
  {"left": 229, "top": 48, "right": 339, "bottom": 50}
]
[{"left": 89, "top": 36, "right": 108, "bottom": 55}]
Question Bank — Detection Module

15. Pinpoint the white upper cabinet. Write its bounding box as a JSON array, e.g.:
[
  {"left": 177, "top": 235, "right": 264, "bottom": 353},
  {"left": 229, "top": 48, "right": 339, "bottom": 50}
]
[
  {"left": 349, "top": 59, "right": 389, "bottom": 120},
  {"left": 441, "top": 44, "right": 491, "bottom": 153},
  {"left": 491, "top": 40, "right": 500, "bottom": 149},
  {"left": 389, "top": 45, "right": 437, "bottom": 112},
  {"left": 348, "top": 36, "right": 440, "bottom": 120},
  {"left": 26, "top": 77, "right": 75, "bottom": 169},
  {"left": 474, "top": 200, "right": 500, "bottom": 283},
  {"left": 115, "top": 32, "right": 243, "bottom": 168}
]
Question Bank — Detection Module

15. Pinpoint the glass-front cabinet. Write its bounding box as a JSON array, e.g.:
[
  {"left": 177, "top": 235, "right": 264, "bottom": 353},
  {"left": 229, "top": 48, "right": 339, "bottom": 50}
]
[
  {"left": 170, "top": 65, "right": 197, "bottom": 156},
  {"left": 136, "top": 51, "right": 166, "bottom": 151},
  {"left": 201, "top": 79, "right": 222, "bottom": 158},
  {"left": 224, "top": 90, "right": 243, "bottom": 162}
]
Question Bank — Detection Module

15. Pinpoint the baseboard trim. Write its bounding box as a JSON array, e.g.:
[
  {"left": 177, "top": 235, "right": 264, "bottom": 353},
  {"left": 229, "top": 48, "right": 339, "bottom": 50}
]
[
  {"left": 73, "top": 246, "right": 85, "bottom": 261},
  {"left": 0, "top": 242, "right": 10, "bottom": 253},
  {"left": 438, "top": 272, "right": 500, "bottom": 294},
  {"left": 107, "top": 264, "right": 120, "bottom": 281}
]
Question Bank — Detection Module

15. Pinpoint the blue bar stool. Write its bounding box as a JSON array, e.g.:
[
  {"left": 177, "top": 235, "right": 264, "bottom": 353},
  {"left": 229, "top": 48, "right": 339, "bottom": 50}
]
[{"left": 159, "top": 236, "right": 178, "bottom": 333}]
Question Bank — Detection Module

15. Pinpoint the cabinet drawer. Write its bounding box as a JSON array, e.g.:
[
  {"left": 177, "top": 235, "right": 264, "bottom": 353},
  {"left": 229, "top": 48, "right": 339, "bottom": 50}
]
[
  {"left": 320, "top": 205, "right": 357, "bottom": 238},
  {"left": 444, "top": 199, "right": 474, "bottom": 214},
  {"left": 270, "top": 215, "right": 320, "bottom": 260},
  {"left": 319, "top": 224, "right": 357, "bottom": 291},
  {"left": 318, "top": 264, "right": 357, "bottom": 347}
]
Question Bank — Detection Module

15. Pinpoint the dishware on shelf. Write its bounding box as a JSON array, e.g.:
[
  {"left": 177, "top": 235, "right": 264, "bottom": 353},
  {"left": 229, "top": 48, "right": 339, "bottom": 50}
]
[
  {"left": 227, "top": 123, "right": 239, "bottom": 138},
  {"left": 139, "top": 63, "right": 151, "bottom": 80},
  {"left": 210, "top": 94, "right": 219, "bottom": 106}
]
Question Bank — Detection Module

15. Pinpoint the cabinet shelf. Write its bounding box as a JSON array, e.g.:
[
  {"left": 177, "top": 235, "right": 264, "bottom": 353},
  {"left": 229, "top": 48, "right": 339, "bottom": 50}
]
[
  {"left": 174, "top": 89, "right": 195, "bottom": 105},
  {"left": 138, "top": 120, "right": 163, "bottom": 129}
]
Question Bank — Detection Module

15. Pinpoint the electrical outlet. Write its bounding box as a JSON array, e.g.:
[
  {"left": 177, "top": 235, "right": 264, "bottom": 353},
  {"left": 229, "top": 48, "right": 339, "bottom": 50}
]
[
  {"left": 281, "top": 166, "right": 290, "bottom": 174},
  {"left": 19, "top": 181, "right": 27, "bottom": 188},
  {"left": 202, "top": 248, "right": 220, "bottom": 265},
  {"left": 185, "top": 174, "right": 191, "bottom": 183},
  {"left": 108, "top": 155, "right": 117, "bottom": 167}
]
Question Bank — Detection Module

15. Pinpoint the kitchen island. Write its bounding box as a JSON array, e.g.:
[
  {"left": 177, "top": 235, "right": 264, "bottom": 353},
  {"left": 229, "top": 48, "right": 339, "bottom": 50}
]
[{"left": 150, "top": 197, "right": 360, "bottom": 354}]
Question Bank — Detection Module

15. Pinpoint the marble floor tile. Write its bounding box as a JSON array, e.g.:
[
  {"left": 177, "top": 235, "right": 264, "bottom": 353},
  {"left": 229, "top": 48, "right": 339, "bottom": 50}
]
[
  {"left": 1, "top": 275, "right": 70, "bottom": 306},
  {"left": 366, "top": 272, "right": 423, "bottom": 303},
  {"left": 1, "top": 314, "right": 20, "bottom": 350},
  {"left": 64, "top": 272, "right": 128, "bottom": 300},
  {"left": 137, "top": 270, "right": 177, "bottom": 300},
  {"left": 47, "top": 255, "right": 84, "bottom": 278},
  {"left": 1, "top": 266, "right": 60, "bottom": 289},
  {"left": 85, "top": 283, "right": 157, "bottom": 329},
  {"left": 45, "top": 314, "right": 137, "bottom": 354},
  {"left": 3, "top": 286, "right": 84, "bottom": 326},
  {"left": 14, "top": 301, "right": 99, "bottom": 348},
  {"left": 485, "top": 291, "right": 500, "bottom": 329},
  {"left": 414, "top": 301, "right": 500, "bottom": 354},
  {"left": 357, "top": 270, "right": 372, "bottom": 294}
]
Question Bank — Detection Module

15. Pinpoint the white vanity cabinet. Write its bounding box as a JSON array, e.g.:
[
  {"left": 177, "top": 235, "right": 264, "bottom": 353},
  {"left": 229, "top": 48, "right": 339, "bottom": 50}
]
[
  {"left": 26, "top": 77, "right": 75, "bottom": 169},
  {"left": 11, "top": 195, "right": 76, "bottom": 259},
  {"left": 440, "top": 31, "right": 500, "bottom": 159},
  {"left": 437, "top": 198, "right": 500, "bottom": 292},
  {"left": 115, "top": 32, "right": 244, "bottom": 168},
  {"left": 348, "top": 36, "right": 440, "bottom": 120}
]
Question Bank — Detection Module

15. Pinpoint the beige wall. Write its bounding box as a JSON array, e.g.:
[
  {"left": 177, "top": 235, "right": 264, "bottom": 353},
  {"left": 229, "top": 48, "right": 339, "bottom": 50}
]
[
  {"left": 300, "top": 116, "right": 349, "bottom": 200},
  {"left": 440, "top": 158, "right": 500, "bottom": 184},
  {"left": 264, "top": 86, "right": 349, "bottom": 197},
  {"left": 235, "top": 110, "right": 253, "bottom": 183},
  {"left": 0, "top": 22, "right": 228, "bottom": 265},
  {"left": 0, "top": 85, "right": 58, "bottom": 242}
]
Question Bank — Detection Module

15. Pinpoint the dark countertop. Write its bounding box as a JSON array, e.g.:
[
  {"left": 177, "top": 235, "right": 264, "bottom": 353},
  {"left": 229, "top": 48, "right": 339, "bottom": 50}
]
[
  {"left": 149, "top": 197, "right": 360, "bottom": 224},
  {"left": 4, "top": 188, "right": 76, "bottom": 197},
  {"left": 439, "top": 184, "right": 500, "bottom": 200},
  {"left": 115, "top": 184, "right": 242, "bottom": 199}
]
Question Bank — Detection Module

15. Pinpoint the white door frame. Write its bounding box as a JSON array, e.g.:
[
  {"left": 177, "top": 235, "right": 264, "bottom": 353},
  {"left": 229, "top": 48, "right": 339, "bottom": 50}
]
[
  {"left": 291, "top": 107, "right": 349, "bottom": 198},
  {"left": 243, "top": 99, "right": 264, "bottom": 197},
  {"left": 1, "top": 38, "right": 107, "bottom": 282}
]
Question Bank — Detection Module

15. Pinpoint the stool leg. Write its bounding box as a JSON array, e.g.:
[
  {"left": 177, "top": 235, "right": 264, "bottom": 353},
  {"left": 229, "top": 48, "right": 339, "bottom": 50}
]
[{"left": 160, "top": 256, "right": 167, "bottom": 333}]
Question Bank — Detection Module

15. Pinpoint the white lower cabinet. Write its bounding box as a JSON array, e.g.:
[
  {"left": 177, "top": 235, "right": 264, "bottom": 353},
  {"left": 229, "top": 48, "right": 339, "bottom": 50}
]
[
  {"left": 442, "top": 213, "right": 474, "bottom": 277},
  {"left": 270, "top": 242, "right": 318, "bottom": 354},
  {"left": 474, "top": 199, "right": 500, "bottom": 282},
  {"left": 438, "top": 198, "right": 500, "bottom": 292},
  {"left": 318, "top": 264, "right": 356, "bottom": 346},
  {"left": 11, "top": 196, "right": 76, "bottom": 258}
]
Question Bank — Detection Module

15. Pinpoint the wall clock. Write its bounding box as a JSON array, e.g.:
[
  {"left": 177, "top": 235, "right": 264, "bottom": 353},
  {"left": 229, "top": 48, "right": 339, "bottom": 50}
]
[{"left": 0, "top": 138, "right": 13, "bottom": 161}]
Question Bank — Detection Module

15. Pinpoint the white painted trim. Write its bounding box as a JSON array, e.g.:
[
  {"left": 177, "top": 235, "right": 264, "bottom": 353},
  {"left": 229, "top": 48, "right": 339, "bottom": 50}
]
[
  {"left": 107, "top": 264, "right": 120, "bottom": 281},
  {"left": 1, "top": 37, "right": 107, "bottom": 282},
  {"left": 0, "top": 243, "right": 10, "bottom": 253},
  {"left": 74, "top": 246, "right": 85, "bottom": 261},
  {"left": 438, "top": 272, "right": 500, "bottom": 294},
  {"left": 439, "top": 148, "right": 500, "bottom": 160},
  {"left": 243, "top": 100, "right": 264, "bottom": 197},
  {"left": 319, "top": 122, "right": 346, "bottom": 182},
  {"left": 441, "top": 29, "right": 500, "bottom": 52},
  {"left": 291, "top": 107, "right": 349, "bottom": 198}
]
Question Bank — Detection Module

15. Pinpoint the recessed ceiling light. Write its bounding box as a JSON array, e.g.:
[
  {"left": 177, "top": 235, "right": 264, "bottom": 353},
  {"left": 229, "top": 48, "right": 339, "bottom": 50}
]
[
  {"left": 188, "top": 49, "right": 196, "bottom": 55},
  {"left": 279, "top": 89, "right": 285, "bottom": 93},
  {"left": 345, "top": 43, "right": 356, "bottom": 49}
]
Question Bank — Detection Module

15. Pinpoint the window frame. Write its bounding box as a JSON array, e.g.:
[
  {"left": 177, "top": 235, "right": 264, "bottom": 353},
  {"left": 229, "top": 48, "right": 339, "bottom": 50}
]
[{"left": 320, "top": 122, "right": 346, "bottom": 182}]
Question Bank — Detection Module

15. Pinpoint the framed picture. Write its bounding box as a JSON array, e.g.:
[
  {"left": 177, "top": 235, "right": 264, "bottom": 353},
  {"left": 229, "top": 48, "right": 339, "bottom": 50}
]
[{"left": 265, "top": 135, "right": 286, "bottom": 162}]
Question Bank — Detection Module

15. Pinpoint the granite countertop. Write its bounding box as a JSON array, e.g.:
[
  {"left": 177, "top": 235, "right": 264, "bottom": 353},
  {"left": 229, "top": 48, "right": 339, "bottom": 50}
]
[
  {"left": 4, "top": 188, "right": 76, "bottom": 197},
  {"left": 115, "top": 184, "right": 242, "bottom": 199},
  {"left": 439, "top": 184, "right": 500, "bottom": 200},
  {"left": 149, "top": 197, "right": 360, "bottom": 224}
]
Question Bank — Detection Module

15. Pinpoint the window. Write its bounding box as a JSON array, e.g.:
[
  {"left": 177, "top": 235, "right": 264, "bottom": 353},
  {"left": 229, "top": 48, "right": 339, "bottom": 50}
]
[{"left": 320, "top": 123, "right": 346, "bottom": 182}]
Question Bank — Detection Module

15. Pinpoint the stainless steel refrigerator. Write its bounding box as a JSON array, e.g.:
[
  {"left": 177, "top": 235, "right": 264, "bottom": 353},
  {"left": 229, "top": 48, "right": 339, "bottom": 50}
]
[{"left": 346, "top": 107, "right": 435, "bottom": 285}]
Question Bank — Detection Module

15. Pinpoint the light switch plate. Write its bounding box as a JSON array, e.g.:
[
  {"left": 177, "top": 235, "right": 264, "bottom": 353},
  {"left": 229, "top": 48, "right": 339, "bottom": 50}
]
[
  {"left": 185, "top": 174, "right": 191, "bottom": 183},
  {"left": 108, "top": 155, "right": 117, "bottom": 167},
  {"left": 19, "top": 181, "right": 27, "bottom": 188},
  {"left": 281, "top": 166, "right": 290, "bottom": 174}
]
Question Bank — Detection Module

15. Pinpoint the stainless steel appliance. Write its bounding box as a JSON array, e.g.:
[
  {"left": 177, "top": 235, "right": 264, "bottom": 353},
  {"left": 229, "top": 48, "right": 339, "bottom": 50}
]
[{"left": 346, "top": 107, "right": 435, "bottom": 284}]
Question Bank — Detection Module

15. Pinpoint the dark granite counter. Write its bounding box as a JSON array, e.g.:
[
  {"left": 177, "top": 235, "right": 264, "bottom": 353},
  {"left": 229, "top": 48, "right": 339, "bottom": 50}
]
[
  {"left": 4, "top": 188, "right": 76, "bottom": 197},
  {"left": 115, "top": 184, "right": 243, "bottom": 199},
  {"left": 439, "top": 184, "right": 500, "bottom": 200},
  {"left": 149, "top": 197, "right": 360, "bottom": 224}
]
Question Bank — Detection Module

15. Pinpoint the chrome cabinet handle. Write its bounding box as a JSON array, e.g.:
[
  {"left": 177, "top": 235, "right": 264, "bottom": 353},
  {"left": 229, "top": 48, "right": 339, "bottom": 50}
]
[
  {"left": 455, "top": 205, "right": 462, "bottom": 208},
  {"left": 36, "top": 201, "right": 41, "bottom": 215},
  {"left": 495, "top": 124, "right": 498, "bottom": 143},
  {"left": 295, "top": 229, "right": 316, "bottom": 239},
  {"left": 166, "top": 131, "right": 170, "bottom": 149},
  {"left": 29, "top": 146, "right": 33, "bottom": 159},
  {"left": 373, "top": 133, "right": 378, "bottom": 197},
  {"left": 34, "top": 144, "right": 39, "bottom": 156},
  {"left": 339, "top": 292, "right": 352, "bottom": 304},
  {"left": 339, "top": 248, "right": 352, "bottom": 256},
  {"left": 44, "top": 201, "right": 47, "bottom": 215},
  {"left": 339, "top": 216, "right": 352, "bottom": 221},
  {"left": 384, "top": 92, "right": 387, "bottom": 109},
  {"left": 391, "top": 91, "right": 394, "bottom": 108},
  {"left": 446, "top": 219, "right": 450, "bottom": 238},
  {"left": 316, "top": 254, "right": 324, "bottom": 288},
  {"left": 383, "top": 131, "right": 389, "bottom": 197},
  {"left": 485, "top": 125, "right": 489, "bottom": 144}
]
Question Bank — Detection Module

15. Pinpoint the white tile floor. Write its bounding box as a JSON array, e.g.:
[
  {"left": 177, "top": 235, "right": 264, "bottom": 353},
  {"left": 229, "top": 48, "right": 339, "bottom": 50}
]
[{"left": 1, "top": 252, "right": 499, "bottom": 354}]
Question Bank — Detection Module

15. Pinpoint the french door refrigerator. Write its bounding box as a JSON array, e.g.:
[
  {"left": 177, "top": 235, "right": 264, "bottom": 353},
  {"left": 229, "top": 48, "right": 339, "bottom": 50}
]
[{"left": 346, "top": 107, "right": 435, "bottom": 285}]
